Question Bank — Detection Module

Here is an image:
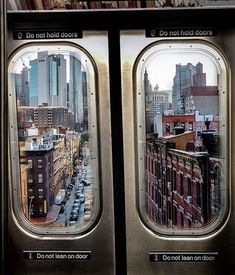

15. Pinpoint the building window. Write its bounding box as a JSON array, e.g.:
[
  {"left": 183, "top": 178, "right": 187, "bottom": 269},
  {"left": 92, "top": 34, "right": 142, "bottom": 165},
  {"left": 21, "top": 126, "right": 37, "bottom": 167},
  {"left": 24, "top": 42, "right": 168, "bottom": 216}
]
[
  {"left": 155, "top": 188, "right": 158, "bottom": 204},
  {"left": 154, "top": 160, "right": 157, "bottom": 176},
  {"left": 166, "top": 167, "right": 171, "bottom": 183},
  {"left": 167, "top": 201, "right": 172, "bottom": 220},
  {"left": 38, "top": 188, "right": 44, "bottom": 199},
  {"left": 38, "top": 204, "right": 44, "bottom": 215},
  {"left": 28, "top": 159, "right": 33, "bottom": 168},
  {"left": 173, "top": 205, "right": 177, "bottom": 226},
  {"left": 151, "top": 183, "right": 154, "bottom": 199},
  {"left": 158, "top": 192, "right": 162, "bottom": 209},
  {"left": 37, "top": 159, "right": 43, "bottom": 168},
  {"left": 188, "top": 177, "right": 192, "bottom": 196},
  {"left": 161, "top": 179, "right": 165, "bottom": 196},
  {"left": 157, "top": 162, "right": 161, "bottom": 179},
  {"left": 196, "top": 182, "right": 202, "bottom": 208},
  {"left": 173, "top": 170, "right": 177, "bottom": 191},
  {"left": 28, "top": 188, "right": 34, "bottom": 198},
  {"left": 180, "top": 174, "right": 184, "bottom": 196},
  {"left": 38, "top": 173, "right": 43, "bottom": 184},
  {"left": 28, "top": 178, "right": 34, "bottom": 184},
  {"left": 166, "top": 123, "right": 170, "bottom": 133},
  {"left": 189, "top": 122, "right": 193, "bottom": 131},
  {"left": 180, "top": 211, "right": 184, "bottom": 227}
]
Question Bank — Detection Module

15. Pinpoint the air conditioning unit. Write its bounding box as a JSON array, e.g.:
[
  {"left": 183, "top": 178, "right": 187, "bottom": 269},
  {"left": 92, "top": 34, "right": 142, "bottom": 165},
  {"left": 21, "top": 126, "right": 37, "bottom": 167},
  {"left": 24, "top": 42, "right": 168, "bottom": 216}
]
[{"left": 187, "top": 196, "right": 192, "bottom": 204}]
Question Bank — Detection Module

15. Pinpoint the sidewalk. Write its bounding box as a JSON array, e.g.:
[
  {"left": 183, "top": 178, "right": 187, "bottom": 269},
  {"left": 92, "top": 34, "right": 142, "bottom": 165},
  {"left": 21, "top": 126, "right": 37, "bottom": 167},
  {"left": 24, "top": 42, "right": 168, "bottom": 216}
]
[{"left": 30, "top": 205, "right": 61, "bottom": 225}]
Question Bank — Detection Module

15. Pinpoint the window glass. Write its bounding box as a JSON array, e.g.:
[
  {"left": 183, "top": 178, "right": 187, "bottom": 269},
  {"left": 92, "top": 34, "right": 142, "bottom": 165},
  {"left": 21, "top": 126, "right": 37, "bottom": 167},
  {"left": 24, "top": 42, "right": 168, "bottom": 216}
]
[
  {"left": 136, "top": 42, "right": 229, "bottom": 236},
  {"left": 9, "top": 44, "right": 100, "bottom": 234}
]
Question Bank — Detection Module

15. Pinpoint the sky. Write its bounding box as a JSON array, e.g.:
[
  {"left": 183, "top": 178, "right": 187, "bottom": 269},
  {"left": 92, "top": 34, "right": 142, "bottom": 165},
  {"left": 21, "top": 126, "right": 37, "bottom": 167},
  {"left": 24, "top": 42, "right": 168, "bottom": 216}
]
[
  {"left": 12, "top": 45, "right": 219, "bottom": 92},
  {"left": 11, "top": 46, "right": 86, "bottom": 82},
  {"left": 145, "top": 51, "right": 218, "bottom": 91}
]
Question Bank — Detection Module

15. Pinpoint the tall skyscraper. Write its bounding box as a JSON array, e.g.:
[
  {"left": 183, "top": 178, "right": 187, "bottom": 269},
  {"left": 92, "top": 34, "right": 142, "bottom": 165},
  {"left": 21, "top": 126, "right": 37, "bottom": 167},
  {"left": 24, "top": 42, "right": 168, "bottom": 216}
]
[
  {"left": 29, "top": 51, "right": 67, "bottom": 107},
  {"left": 144, "top": 69, "right": 170, "bottom": 133},
  {"left": 172, "top": 62, "right": 206, "bottom": 114},
  {"left": 48, "top": 54, "right": 67, "bottom": 106},
  {"left": 14, "top": 72, "right": 22, "bottom": 105},
  {"left": 21, "top": 67, "right": 30, "bottom": 106},
  {"left": 69, "top": 55, "right": 84, "bottom": 132},
  {"left": 13, "top": 66, "right": 30, "bottom": 106},
  {"left": 82, "top": 71, "right": 88, "bottom": 131},
  {"left": 144, "top": 69, "right": 152, "bottom": 93}
]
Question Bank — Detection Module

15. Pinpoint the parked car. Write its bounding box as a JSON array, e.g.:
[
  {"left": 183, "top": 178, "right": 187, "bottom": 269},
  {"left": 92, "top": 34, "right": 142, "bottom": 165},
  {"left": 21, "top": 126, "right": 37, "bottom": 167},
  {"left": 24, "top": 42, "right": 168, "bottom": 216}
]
[
  {"left": 78, "top": 183, "right": 84, "bottom": 191},
  {"left": 84, "top": 202, "right": 91, "bottom": 211},
  {"left": 66, "top": 191, "right": 71, "bottom": 199},
  {"left": 81, "top": 179, "right": 90, "bottom": 186},
  {"left": 67, "top": 183, "right": 73, "bottom": 190},
  {"left": 81, "top": 177, "right": 86, "bottom": 181},
  {"left": 75, "top": 189, "right": 83, "bottom": 196},
  {"left": 72, "top": 203, "right": 80, "bottom": 211},
  {"left": 69, "top": 220, "right": 76, "bottom": 226},
  {"left": 78, "top": 194, "right": 85, "bottom": 203},
  {"left": 70, "top": 213, "right": 78, "bottom": 221},
  {"left": 59, "top": 205, "right": 64, "bottom": 214},
  {"left": 84, "top": 211, "right": 91, "bottom": 221}
]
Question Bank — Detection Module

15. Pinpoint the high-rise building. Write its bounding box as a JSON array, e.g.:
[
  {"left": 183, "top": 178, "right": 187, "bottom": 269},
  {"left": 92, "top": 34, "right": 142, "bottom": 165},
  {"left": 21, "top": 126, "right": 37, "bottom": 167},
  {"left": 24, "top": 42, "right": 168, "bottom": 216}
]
[
  {"left": 12, "top": 66, "right": 30, "bottom": 106},
  {"left": 69, "top": 55, "right": 85, "bottom": 132},
  {"left": 182, "top": 86, "right": 218, "bottom": 115},
  {"left": 17, "top": 105, "right": 75, "bottom": 136},
  {"left": 172, "top": 62, "right": 206, "bottom": 114},
  {"left": 82, "top": 71, "right": 88, "bottom": 131},
  {"left": 14, "top": 73, "right": 22, "bottom": 105},
  {"left": 144, "top": 69, "right": 170, "bottom": 132},
  {"left": 29, "top": 51, "right": 67, "bottom": 107},
  {"left": 48, "top": 54, "right": 67, "bottom": 106},
  {"left": 144, "top": 69, "right": 152, "bottom": 93},
  {"left": 21, "top": 67, "right": 30, "bottom": 106}
]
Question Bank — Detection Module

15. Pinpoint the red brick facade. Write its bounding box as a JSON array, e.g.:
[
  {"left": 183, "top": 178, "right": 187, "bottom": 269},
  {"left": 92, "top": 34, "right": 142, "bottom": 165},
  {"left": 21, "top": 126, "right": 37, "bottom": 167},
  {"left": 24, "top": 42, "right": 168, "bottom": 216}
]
[{"left": 145, "top": 137, "right": 220, "bottom": 229}]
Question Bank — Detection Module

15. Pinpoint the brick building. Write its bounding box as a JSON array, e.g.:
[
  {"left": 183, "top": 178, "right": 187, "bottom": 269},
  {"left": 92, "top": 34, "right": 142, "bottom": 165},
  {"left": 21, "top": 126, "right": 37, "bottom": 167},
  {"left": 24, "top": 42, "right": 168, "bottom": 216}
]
[
  {"left": 162, "top": 114, "right": 195, "bottom": 137},
  {"left": 17, "top": 105, "right": 75, "bottom": 138},
  {"left": 20, "top": 128, "right": 68, "bottom": 218},
  {"left": 22, "top": 144, "right": 54, "bottom": 218},
  {"left": 182, "top": 86, "right": 219, "bottom": 116},
  {"left": 145, "top": 132, "right": 221, "bottom": 229},
  {"left": 162, "top": 113, "right": 219, "bottom": 138}
]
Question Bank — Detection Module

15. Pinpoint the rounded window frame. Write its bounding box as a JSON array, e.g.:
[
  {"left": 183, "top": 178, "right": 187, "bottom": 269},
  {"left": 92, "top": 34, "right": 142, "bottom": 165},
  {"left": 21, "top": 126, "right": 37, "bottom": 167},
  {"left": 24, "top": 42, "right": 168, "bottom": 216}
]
[
  {"left": 8, "top": 42, "right": 101, "bottom": 238},
  {"left": 134, "top": 40, "right": 230, "bottom": 238}
]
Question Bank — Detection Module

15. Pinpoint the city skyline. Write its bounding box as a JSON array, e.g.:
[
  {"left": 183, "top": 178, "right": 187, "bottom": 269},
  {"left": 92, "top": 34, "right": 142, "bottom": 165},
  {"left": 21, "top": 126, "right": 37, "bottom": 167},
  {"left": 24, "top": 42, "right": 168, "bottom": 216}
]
[
  {"left": 13, "top": 49, "right": 89, "bottom": 132},
  {"left": 145, "top": 52, "right": 218, "bottom": 91},
  {"left": 12, "top": 48, "right": 87, "bottom": 83},
  {"left": 144, "top": 57, "right": 222, "bottom": 230},
  {"left": 10, "top": 46, "right": 97, "bottom": 228}
]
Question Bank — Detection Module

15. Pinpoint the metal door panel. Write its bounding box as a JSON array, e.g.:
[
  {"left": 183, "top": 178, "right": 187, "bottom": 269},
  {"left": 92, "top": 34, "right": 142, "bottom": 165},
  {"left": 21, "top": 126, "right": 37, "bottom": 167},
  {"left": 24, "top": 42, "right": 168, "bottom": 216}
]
[
  {"left": 6, "top": 23, "right": 115, "bottom": 274},
  {"left": 121, "top": 28, "right": 234, "bottom": 275}
]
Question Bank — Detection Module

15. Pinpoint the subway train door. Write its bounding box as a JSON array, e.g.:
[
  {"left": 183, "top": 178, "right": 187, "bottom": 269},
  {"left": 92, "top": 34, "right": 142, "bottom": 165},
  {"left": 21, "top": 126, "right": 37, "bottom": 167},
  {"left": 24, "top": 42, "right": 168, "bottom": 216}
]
[
  {"left": 1, "top": 1, "right": 7, "bottom": 274},
  {"left": 6, "top": 11, "right": 115, "bottom": 275},
  {"left": 121, "top": 9, "right": 235, "bottom": 275}
]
